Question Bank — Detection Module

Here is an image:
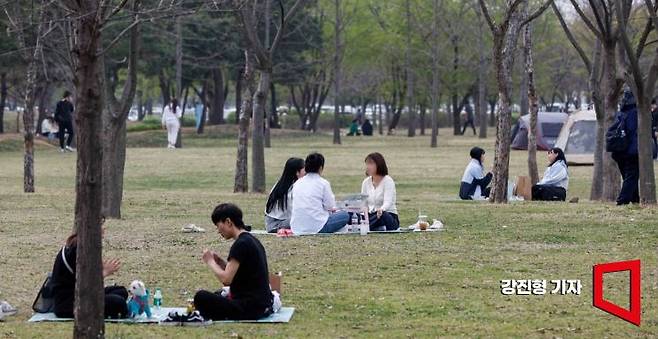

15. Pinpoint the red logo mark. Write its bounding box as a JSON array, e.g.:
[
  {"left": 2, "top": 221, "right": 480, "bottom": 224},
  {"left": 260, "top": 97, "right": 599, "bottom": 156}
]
[{"left": 592, "top": 259, "right": 641, "bottom": 326}]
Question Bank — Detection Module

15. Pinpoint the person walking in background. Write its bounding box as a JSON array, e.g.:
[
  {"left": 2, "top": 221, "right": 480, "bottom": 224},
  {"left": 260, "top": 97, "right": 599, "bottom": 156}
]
[
  {"left": 461, "top": 102, "right": 477, "bottom": 136},
  {"left": 161, "top": 98, "right": 181, "bottom": 149},
  {"left": 610, "top": 88, "right": 639, "bottom": 205},
  {"left": 54, "top": 91, "right": 75, "bottom": 152}
]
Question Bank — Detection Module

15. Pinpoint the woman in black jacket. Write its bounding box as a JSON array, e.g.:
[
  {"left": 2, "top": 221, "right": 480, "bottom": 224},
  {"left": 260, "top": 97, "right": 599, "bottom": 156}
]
[{"left": 50, "top": 219, "right": 128, "bottom": 319}]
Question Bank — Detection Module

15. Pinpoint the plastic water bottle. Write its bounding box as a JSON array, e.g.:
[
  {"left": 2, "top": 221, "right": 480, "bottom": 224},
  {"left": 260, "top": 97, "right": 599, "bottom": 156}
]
[
  {"left": 153, "top": 288, "right": 162, "bottom": 309},
  {"left": 359, "top": 212, "right": 369, "bottom": 235}
]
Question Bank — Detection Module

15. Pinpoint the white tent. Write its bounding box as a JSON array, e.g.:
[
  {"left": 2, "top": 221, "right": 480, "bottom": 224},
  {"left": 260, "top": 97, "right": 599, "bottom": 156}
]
[{"left": 554, "top": 110, "right": 597, "bottom": 165}]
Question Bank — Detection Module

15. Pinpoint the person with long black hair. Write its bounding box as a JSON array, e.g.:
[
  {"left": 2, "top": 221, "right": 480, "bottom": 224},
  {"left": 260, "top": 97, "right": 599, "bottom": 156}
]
[
  {"left": 532, "top": 147, "right": 569, "bottom": 201},
  {"left": 459, "top": 147, "right": 492, "bottom": 200},
  {"left": 161, "top": 98, "right": 181, "bottom": 149},
  {"left": 265, "top": 158, "right": 305, "bottom": 233},
  {"left": 194, "top": 203, "right": 273, "bottom": 321}
]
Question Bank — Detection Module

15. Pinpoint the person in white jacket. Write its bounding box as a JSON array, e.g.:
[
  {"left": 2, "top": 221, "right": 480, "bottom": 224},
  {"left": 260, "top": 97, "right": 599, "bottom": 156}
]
[
  {"left": 459, "top": 147, "right": 492, "bottom": 200},
  {"left": 532, "top": 147, "right": 569, "bottom": 201},
  {"left": 161, "top": 99, "right": 182, "bottom": 149},
  {"left": 361, "top": 152, "right": 399, "bottom": 231}
]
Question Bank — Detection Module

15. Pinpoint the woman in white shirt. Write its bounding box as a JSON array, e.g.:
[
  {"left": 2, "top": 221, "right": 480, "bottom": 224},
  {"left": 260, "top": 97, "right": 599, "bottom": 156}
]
[
  {"left": 459, "top": 147, "right": 492, "bottom": 200},
  {"left": 532, "top": 147, "right": 569, "bottom": 201},
  {"left": 290, "top": 153, "right": 349, "bottom": 234},
  {"left": 161, "top": 98, "right": 182, "bottom": 149},
  {"left": 361, "top": 152, "right": 399, "bottom": 231},
  {"left": 265, "top": 158, "right": 305, "bottom": 233}
]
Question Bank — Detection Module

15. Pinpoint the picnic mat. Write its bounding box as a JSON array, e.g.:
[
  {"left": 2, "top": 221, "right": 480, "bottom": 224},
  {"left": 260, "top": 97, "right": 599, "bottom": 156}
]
[
  {"left": 28, "top": 307, "right": 295, "bottom": 324},
  {"left": 251, "top": 228, "right": 442, "bottom": 236}
]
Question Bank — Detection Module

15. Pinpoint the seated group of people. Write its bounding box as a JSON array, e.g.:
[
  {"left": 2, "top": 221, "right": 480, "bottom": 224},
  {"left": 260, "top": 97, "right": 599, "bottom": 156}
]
[
  {"left": 459, "top": 146, "right": 569, "bottom": 201},
  {"left": 265, "top": 152, "right": 399, "bottom": 234},
  {"left": 49, "top": 205, "right": 275, "bottom": 322}
]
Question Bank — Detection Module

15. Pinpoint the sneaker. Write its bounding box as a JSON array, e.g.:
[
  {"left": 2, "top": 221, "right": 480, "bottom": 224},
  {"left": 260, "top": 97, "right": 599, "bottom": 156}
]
[
  {"left": 167, "top": 144, "right": 175, "bottom": 149},
  {"left": 0, "top": 301, "right": 16, "bottom": 321},
  {"left": 65, "top": 146, "right": 75, "bottom": 152},
  {"left": 182, "top": 311, "right": 211, "bottom": 326},
  {"left": 160, "top": 311, "right": 184, "bottom": 326},
  {"left": 182, "top": 224, "right": 205, "bottom": 233},
  {"left": 60, "top": 148, "right": 66, "bottom": 153}
]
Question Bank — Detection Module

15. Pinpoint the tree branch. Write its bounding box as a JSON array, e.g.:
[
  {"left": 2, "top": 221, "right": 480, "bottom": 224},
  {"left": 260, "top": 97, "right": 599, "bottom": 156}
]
[{"left": 552, "top": 1, "right": 591, "bottom": 72}]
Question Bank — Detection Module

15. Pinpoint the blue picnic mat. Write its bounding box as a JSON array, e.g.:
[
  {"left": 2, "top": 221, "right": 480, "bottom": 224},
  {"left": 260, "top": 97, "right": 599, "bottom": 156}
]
[{"left": 28, "top": 306, "right": 295, "bottom": 324}]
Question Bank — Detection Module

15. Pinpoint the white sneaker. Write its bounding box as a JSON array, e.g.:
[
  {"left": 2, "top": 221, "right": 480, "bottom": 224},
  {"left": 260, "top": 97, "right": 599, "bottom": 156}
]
[
  {"left": 65, "top": 146, "right": 75, "bottom": 152},
  {"left": 60, "top": 148, "right": 66, "bottom": 153},
  {"left": 182, "top": 224, "right": 205, "bottom": 233},
  {"left": 167, "top": 144, "right": 175, "bottom": 149},
  {"left": 0, "top": 301, "right": 16, "bottom": 319}
]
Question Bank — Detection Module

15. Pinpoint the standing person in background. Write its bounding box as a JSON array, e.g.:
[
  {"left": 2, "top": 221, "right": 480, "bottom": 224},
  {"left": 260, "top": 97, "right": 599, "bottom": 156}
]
[
  {"left": 161, "top": 98, "right": 181, "bottom": 149},
  {"left": 610, "top": 88, "right": 639, "bottom": 205},
  {"left": 54, "top": 91, "right": 75, "bottom": 152},
  {"left": 461, "top": 103, "right": 477, "bottom": 136}
]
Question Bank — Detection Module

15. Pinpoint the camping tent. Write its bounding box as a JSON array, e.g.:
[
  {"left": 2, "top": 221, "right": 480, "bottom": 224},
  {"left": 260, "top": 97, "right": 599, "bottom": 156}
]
[
  {"left": 511, "top": 112, "right": 568, "bottom": 151},
  {"left": 554, "top": 110, "right": 597, "bottom": 165}
]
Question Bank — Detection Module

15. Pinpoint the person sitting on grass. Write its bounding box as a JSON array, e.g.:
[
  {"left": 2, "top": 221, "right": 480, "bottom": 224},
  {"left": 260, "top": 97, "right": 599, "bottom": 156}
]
[
  {"left": 194, "top": 203, "right": 274, "bottom": 321},
  {"left": 532, "top": 147, "right": 569, "bottom": 201},
  {"left": 459, "top": 147, "right": 492, "bottom": 200},
  {"left": 361, "top": 152, "right": 399, "bottom": 231},
  {"left": 265, "top": 157, "right": 305, "bottom": 233},
  {"left": 290, "top": 153, "right": 350, "bottom": 234},
  {"left": 50, "top": 217, "right": 128, "bottom": 319}
]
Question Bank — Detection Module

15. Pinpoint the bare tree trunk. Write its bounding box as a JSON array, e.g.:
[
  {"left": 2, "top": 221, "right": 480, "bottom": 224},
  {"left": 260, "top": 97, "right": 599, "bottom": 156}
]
[
  {"left": 251, "top": 69, "right": 269, "bottom": 193},
  {"left": 209, "top": 68, "right": 225, "bottom": 125},
  {"left": 101, "top": 3, "right": 140, "bottom": 219},
  {"left": 333, "top": 0, "right": 342, "bottom": 145},
  {"left": 601, "top": 43, "right": 622, "bottom": 201},
  {"left": 235, "top": 67, "right": 243, "bottom": 125},
  {"left": 234, "top": 52, "right": 253, "bottom": 193},
  {"left": 476, "top": 7, "right": 488, "bottom": 139},
  {"left": 23, "top": 20, "right": 48, "bottom": 192},
  {"left": 378, "top": 100, "right": 384, "bottom": 135},
  {"left": 263, "top": 0, "right": 272, "bottom": 148},
  {"left": 0, "top": 72, "right": 6, "bottom": 134},
  {"left": 430, "top": 0, "right": 439, "bottom": 148},
  {"left": 589, "top": 40, "right": 605, "bottom": 200},
  {"left": 524, "top": 22, "right": 539, "bottom": 184},
  {"left": 489, "top": 5, "right": 522, "bottom": 203},
  {"left": 70, "top": 0, "right": 106, "bottom": 336},
  {"left": 405, "top": 0, "right": 416, "bottom": 137}
]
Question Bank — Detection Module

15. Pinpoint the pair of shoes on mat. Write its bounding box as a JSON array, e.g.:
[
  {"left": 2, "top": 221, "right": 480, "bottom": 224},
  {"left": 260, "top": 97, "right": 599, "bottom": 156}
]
[
  {"left": 161, "top": 311, "right": 211, "bottom": 326},
  {"left": 182, "top": 224, "right": 206, "bottom": 233},
  {"left": 0, "top": 301, "right": 17, "bottom": 321}
]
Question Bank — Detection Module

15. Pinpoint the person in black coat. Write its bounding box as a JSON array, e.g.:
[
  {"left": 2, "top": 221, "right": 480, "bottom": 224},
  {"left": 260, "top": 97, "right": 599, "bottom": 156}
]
[
  {"left": 361, "top": 119, "right": 373, "bottom": 136},
  {"left": 50, "top": 219, "right": 128, "bottom": 319},
  {"left": 54, "top": 91, "right": 75, "bottom": 152},
  {"left": 611, "top": 89, "right": 640, "bottom": 205}
]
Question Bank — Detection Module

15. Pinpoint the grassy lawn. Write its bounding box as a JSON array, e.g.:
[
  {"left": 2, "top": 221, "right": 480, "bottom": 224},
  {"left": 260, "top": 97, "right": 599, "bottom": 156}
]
[{"left": 0, "top": 125, "right": 657, "bottom": 338}]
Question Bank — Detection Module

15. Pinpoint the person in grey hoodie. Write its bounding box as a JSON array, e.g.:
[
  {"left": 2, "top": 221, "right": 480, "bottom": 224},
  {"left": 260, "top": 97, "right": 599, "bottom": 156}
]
[{"left": 532, "top": 147, "right": 569, "bottom": 201}]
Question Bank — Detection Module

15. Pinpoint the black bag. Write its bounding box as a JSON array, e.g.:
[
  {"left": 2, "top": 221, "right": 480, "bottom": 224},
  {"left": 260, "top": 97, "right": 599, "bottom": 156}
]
[
  {"left": 32, "top": 247, "right": 73, "bottom": 313},
  {"left": 606, "top": 112, "right": 629, "bottom": 153},
  {"left": 32, "top": 273, "right": 55, "bottom": 313}
]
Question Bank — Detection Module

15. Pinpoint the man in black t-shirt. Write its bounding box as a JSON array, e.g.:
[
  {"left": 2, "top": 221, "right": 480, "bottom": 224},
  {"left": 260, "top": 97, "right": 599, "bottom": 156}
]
[
  {"left": 54, "top": 91, "right": 75, "bottom": 152},
  {"left": 194, "top": 203, "right": 273, "bottom": 320}
]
